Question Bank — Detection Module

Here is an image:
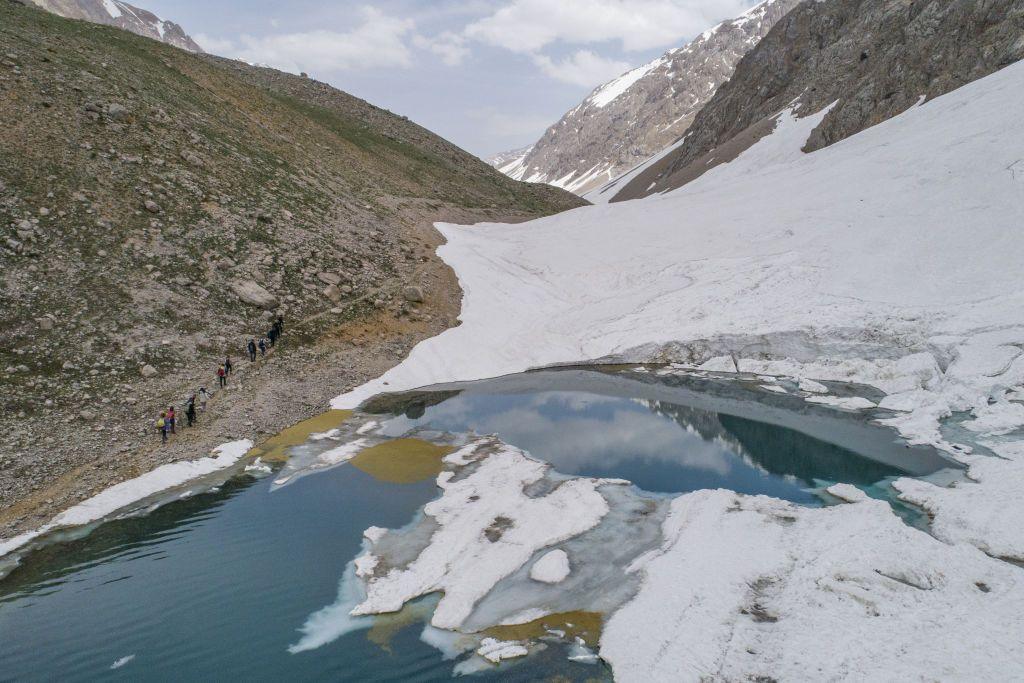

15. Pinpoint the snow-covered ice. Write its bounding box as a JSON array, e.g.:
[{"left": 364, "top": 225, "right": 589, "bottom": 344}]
[
  {"left": 601, "top": 489, "right": 1024, "bottom": 681},
  {"left": 351, "top": 439, "right": 609, "bottom": 629},
  {"left": 0, "top": 439, "right": 252, "bottom": 559},
  {"left": 529, "top": 549, "right": 571, "bottom": 584}
]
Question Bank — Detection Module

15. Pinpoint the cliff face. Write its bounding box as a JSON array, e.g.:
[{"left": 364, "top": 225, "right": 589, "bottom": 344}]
[
  {"left": 609, "top": 0, "right": 1024, "bottom": 201},
  {"left": 493, "top": 0, "right": 800, "bottom": 195}
]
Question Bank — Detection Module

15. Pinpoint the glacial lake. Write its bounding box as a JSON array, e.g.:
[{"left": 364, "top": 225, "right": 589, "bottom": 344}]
[{"left": 0, "top": 367, "right": 956, "bottom": 681}]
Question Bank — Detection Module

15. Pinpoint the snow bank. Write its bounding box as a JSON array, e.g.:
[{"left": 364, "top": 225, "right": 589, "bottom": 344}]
[
  {"left": 0, "top": 440, "right": 252, "bottom": 559},
  {"left": 601, "top": 489, "right": 1024, "bottom": 681}
]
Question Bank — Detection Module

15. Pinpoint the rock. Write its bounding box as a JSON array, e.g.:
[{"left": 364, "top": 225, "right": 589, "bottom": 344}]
[
  {"left": 402, "top": 285, "right": 425, "bottom": 303},
  {"left": 106, "top": 103, "right": 131, "bottom": 122},
  {"left": 79, "top": 410, "right": 96, "bottom": 421},
  {"left": 230, "top": 279, "right": 278, "bottom": 309},
  {"left": 317, "top": 272, "right": 341, "bottom": 285},
  {"left": 144, "top": 200, "right": 161, "bottom": 213},
  {"left": 38, "top": 207, "right": 50, "bottom": 216},
  {"left": 323, "top": 284, "right": 343, "bottom": 303},
  {"left": 37, "top": 317, "right": 54, "bottom": 331},
  {"left": 140, "top": 364, "right": 157, "bottom": 377}
]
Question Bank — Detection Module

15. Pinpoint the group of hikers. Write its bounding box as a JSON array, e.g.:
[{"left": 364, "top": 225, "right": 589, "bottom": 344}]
[{"left": 155, "top": 314, "right": 286, "bottom": 444}]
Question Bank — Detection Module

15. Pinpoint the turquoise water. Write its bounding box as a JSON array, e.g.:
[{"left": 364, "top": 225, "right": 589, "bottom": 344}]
[{"left": 0, "top": 368, "right": 953, "bottom": 680}]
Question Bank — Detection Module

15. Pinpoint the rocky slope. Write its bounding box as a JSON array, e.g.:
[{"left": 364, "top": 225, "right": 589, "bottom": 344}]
[
  {"left": 0, "top": 1, "right": 584, "bottom": 537},
  {"left": 491, "top": 0, "right": 799, "bottom": 195},
  {"left": 605, "top": 0, "right": 1024, "bottom": 201},
  {"left": 26, "top": 0, "right": 203, "bottom": 52}
]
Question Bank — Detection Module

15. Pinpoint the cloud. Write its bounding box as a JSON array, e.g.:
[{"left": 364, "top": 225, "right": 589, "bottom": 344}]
[
  {"left": 464, "top": 0, "right": 752, "bottom": 53},
  {"left": 413, "top": 31, "right": 470, "bottom": 66},
  {"left": 531, "top": 50, "right": 631, "bottom": 87},
  {"left": 197, "top": 7, "right": 416, "bottom": 74}
]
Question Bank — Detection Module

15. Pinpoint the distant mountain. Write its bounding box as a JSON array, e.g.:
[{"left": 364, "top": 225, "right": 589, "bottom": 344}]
[
  {"left": 599, "top": 0, "right": 1024, "bottom": 202},
  {"left": 28, "top": 0, "right": 203, "bottom": 52},
  {"left": 492, "top": 0, "right": 800, "bottom": 195},
  {"left": 487, "top": 146, "right": 532, "bottom": 171}
]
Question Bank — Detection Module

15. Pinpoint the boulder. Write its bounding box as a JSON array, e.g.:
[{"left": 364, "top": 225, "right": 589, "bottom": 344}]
[
  {"left": 317, "top": 272, "right": 341, "bottom": 285},
  {"left": 403, "top": 285, "right": 425, "bottom": 303},
  {"left": 144, "top": 200, "right": 161, "bottom": 213},
  {"left": 323, "top": 284, "right": 343, "bottom": 303},
  {"left": 106, "top": 103, "right": 131, "bottom": 122},
  {"left": 231, "top": 279, "right": 278, "bottom": 309},
  {"left": 37, "top": 317, "right": 54, "bottom": 331},
  {"left": 140, "top": 364, "right": 157, "bottom": 377}
]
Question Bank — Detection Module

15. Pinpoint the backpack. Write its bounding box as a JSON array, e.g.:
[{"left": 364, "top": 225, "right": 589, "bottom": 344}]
[{"left": 156, "top": 418, "right": 165, "bottom": 429}]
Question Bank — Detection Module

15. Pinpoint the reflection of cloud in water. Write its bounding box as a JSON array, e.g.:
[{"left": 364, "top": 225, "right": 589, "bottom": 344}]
[{"left": 387, "top": 392, "right": 734, "bottom": 477}]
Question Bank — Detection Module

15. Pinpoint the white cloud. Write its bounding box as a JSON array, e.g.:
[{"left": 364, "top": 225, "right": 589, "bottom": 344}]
[
  {"left": 531, "top": 50, "right": 631, "bottom": 87},
  {"left": 465, "top": 0, "right": 752, "bottom": 53},
  {"left": 413, "top": 31, "right": 471, "bottom": 66},
  {"left": 198, "top": 7, "right": 416, "bottom": 74}
]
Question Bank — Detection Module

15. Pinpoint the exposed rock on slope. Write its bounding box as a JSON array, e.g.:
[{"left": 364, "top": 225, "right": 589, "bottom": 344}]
[
  {"left": 0, "top": 1, "right": 583, "bottom": 536},
  {"left": 607, "top": 0, "right": 1024, "bottom": 201},
  {"left": 493, "top": 0, "right": 799, "bottom": 195},
  {"left": 27, "top": 0, "right": 203, "bottom": 52}
]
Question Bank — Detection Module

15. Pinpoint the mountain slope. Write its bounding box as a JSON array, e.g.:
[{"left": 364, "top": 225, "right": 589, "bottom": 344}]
[
  {"left": 493, "top": 0, "right": 800, "bottom": 195},
  {"left": 0, "top": 1, "right": 584, "bottom": 534},
  {"left": 603, "top": 0, "right": 1024, "bottom": 201},
  {"left": 27, "top": 0, "right": 203, "bottom": 52}
]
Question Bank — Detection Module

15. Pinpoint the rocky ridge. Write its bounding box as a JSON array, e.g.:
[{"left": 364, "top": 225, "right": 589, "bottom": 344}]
[
  {"left": 26, "top": 0, "right": 203, "bottom": 52},
  {"left": 606, "top": 0, "right": 1024, "bottom": 200},
  {"left": 491, "top": 0, "right": 799, "bottom": 195}
]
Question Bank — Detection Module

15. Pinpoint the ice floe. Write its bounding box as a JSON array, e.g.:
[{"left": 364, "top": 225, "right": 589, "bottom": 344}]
[{"left": 529, "top": 549, "right": 571, "bottom": 584}]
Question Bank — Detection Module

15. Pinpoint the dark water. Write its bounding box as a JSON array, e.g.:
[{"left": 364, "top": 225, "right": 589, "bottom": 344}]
[{"left": 0, "top": 368, "right": 953, "bottom": 681}]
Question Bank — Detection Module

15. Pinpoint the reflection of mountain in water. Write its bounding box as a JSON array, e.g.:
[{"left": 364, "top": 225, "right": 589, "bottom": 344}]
[{"left": 641, "top": 399, "right": 902, "bottom": 487}]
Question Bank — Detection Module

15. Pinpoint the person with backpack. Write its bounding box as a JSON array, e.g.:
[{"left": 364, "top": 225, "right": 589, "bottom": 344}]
[
  {"left": 276, "top": 314, "right": 284, "bottom": 332},
  {"left": 225, "top": 355, "right": 233, "bottom": 376},
  {"left": 186, "top": 395, "right": 197, "bottom": 427},
  {"left": 198, "top": 387, "right": 209, "bottom": 411},
  {"left": 167, "top": 406, "right": 176, "bottom": 434},
  {"left": 156, "top": 412, "right": 167, "bottom": 444},
  {"left": 267, "top": 327, "right": 277, "bottom": 347},
  {"left": 258, "top": 338, "right": 267, "bottom": 356},
  {"left": 247, "top": 338, "right": 257, "bottom": 362},
  {"left": 217, "top": 364, "right": 227, "bottom": 388}
]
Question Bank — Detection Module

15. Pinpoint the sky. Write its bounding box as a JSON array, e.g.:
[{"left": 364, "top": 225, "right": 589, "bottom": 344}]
[{"left": 142, "top": 0, "right": 761, "bottom": 159}]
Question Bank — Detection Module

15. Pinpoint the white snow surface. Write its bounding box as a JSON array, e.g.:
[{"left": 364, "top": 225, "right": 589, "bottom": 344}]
[
  {"left": 601, "top": 489, "right": 1024, "bottom": 681},
  {"left": 0, "top": 440, "right": 252, "bottom": 558},
  {"left": 529, "top": 548, "right": 571, "bottom": 584},
  {"left": 588, "top": 57, "right": 664, "bottom": 108},
  {"left": 352, "top": 440, "right": 609, "bottom": 629},
  {"left": 325, "top": 63, "right": 1024, "bottom": 677},
  {"left": 101, "top": 0, "right": 122, "bottom": 19},
  {"left": 476, "top": 637, "right": 528, "bottom": 663}
]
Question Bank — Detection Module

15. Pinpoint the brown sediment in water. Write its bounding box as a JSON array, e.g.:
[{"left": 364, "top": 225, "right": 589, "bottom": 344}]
[
  {"left": 486, "top": 610, "right": 604, "bottom": 648},
  {"left": 245, "top": 409, "right": 353, "bottom": 464},
  {"left": 367, "top": 599, "right": 439, "bottom": 654},
  {"left": 349, "top": 439, "right": 455, "bottom": 484}
]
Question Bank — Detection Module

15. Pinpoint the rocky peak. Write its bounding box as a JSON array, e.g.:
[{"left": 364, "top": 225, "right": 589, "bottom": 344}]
[
  {"left": 493, "top": 0, "right": 800, "bottom": 195},
  {"left": 28, "top": 0, "right": 203, "bottom": 52}
]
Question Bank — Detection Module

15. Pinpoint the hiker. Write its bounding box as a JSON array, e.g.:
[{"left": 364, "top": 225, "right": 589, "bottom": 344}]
[
  {"left": 225, "top": 355, "right": 233, "bottom": 376},
  {"left": 267, "top": 327, "right": 277, "bottom": 347},
  {"left": 217, "top": 364, "right": 227, "bottom": 388},
  {"left": 258, "top": 338, "right": 267, "bottom": 356},
  {"left": 198, "top": 387, "right": 209, "bottom": 411},
  {"left": 247, "top": 338, "right": 257, "bottom": 362},
  {"left": 186, "top": 395, "right": 197, "bottom": 427},
  {"left": 272, "top": 318, "right": 282, "bottom": 337},
  {"left": 156, "top": 412, "right": 167, "bottom": 444},
  {"left": 167, "top": 405, "right": 176, "bottom": 434},
  {"left": 276, "top": 314, "right": 284, "bottom": 332}
]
